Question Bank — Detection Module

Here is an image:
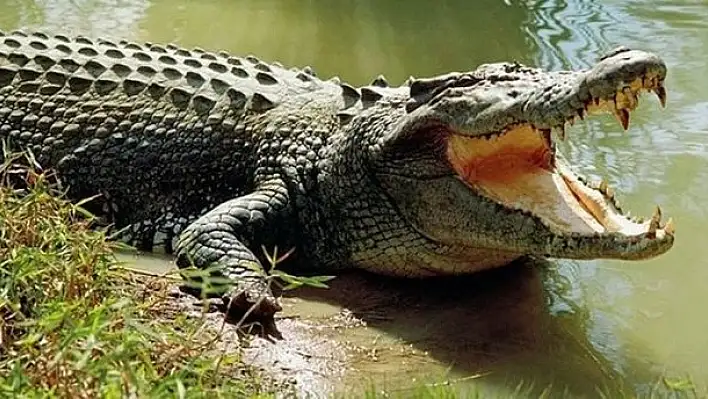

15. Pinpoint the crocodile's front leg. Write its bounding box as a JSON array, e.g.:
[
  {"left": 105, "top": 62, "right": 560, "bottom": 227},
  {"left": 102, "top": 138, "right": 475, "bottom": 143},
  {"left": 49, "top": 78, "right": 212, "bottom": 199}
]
[{"left": 174, "top": 180, "right": 290, "bottom": 337}]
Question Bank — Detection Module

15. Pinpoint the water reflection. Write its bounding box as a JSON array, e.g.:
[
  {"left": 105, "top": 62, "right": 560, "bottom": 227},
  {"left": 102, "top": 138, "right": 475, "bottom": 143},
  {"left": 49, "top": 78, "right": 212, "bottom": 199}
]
[
  {"left": 139, "top": 0, "right": 536, "bottom": 85},
  {"left": 525, "top": 0, "right": 618, "bottom": 70},
  {"left": 288, "top": 258, "right": 674, "bottom": 397}
]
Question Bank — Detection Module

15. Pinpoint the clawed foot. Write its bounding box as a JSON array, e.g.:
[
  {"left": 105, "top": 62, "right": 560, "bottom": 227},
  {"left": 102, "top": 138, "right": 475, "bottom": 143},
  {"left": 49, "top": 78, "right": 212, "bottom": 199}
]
[
  {"left": 178, "top": 283, "right": 283, "bottom": 340},
  {"left": 222, "top": 288, "right": 283, "bottom": 340}
]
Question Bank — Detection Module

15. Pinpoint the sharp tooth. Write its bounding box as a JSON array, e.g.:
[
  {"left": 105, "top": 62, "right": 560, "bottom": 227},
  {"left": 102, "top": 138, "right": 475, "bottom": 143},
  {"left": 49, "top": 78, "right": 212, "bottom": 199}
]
[
  {"left": 648, "top": 221, "right": 658, "bottom": 237},
  {"left": 664, "top": 217, "right": 675, "bottom": 235},
  {"left": 555, "top": 125, "right": 566, "bottom": 141},
  {"left": 648, "top": 205, "right": 662, "bottom": 236},
  {"left": 612, "top": 103, "right": 630, "bottom": 130},
  {"left": 623, "top": 87, "right": 638, "bottom": 109},
  {"left": 599, "top": 179, "right": 608, "bottom": 194},
  {"left": 623, "top": 111, "right": 630, "bottom": 129},
  {"left": 606, "top": 186, "right": 615, "bottom": 200},
  {"left": 615, "top": 91, "right": 626, "bottom": 108},
  {"left": 540, "top": 128, "right": 552, "bottom": 148},
  {"left": 653, "top": 86, "right": 667, "bottom": 108}
]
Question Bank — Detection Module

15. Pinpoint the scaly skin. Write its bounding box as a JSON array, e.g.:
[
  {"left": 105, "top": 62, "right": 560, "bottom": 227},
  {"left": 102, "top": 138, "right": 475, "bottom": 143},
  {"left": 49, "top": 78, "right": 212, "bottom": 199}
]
[{"left": 0, "top": 31, "right": 674, "bottom": 336}]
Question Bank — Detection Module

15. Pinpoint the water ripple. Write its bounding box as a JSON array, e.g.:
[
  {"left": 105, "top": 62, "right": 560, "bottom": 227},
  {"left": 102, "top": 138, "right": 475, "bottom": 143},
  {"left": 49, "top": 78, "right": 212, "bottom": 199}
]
[{"left": 524, "top": 0, "right": 620, "bottom": 69}]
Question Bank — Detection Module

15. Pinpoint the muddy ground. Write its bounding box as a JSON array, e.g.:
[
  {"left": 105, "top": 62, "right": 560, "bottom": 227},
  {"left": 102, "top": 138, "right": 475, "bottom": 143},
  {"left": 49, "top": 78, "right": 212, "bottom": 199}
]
[{"left": 145, "top": 255, "right": 619, "bottom": 398}]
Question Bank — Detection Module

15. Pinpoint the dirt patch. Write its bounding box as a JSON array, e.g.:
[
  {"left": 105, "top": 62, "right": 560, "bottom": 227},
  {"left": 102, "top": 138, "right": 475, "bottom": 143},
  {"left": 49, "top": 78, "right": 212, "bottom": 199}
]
[
  {"left": 126, "top": 256, "right": 557, "bottom": 397},
  {"left": 143, "top": 283, "right": 351, "bottom": 398}
]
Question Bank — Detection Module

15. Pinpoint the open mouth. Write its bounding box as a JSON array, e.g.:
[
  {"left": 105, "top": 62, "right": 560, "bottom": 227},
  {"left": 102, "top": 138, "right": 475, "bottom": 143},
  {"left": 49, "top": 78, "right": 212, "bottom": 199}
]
[{"left": 446, "top": 76, "right": 675, "bottom": 248}]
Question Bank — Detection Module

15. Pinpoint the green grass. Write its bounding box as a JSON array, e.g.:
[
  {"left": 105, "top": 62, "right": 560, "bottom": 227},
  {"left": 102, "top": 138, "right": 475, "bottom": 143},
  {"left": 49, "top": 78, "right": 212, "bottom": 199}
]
[{"left": 0, "top": 155, "right": 281, "bottom": 398}]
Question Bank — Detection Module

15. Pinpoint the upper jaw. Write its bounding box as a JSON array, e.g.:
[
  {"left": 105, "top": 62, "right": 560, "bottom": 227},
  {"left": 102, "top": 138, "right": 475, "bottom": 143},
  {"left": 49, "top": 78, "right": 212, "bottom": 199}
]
[{"left": 412, "top": 48, "right": 667, "bottom": 141}]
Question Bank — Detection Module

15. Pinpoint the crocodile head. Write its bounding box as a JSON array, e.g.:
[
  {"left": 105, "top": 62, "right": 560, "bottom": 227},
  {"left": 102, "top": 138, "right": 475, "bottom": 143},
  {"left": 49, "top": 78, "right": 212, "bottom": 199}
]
[{"left": 370, "top": 47, "right": 674, "bottom": 274}]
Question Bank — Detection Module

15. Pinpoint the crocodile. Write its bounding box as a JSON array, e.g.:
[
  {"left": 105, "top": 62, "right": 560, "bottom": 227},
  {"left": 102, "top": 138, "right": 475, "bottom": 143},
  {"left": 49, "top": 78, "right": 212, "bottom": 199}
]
[{"left": 0, "top": 31, "right": 675, "bottom": 335}]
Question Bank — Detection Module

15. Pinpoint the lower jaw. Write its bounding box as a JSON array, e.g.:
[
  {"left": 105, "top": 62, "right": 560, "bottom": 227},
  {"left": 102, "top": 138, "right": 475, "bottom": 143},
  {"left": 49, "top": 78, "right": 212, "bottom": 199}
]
[
  {"left": 464, "top": 158, "right": 674, "bottom": 259},
  {"left": 555, "top": 161, "right": 648, "bottom": 235}
]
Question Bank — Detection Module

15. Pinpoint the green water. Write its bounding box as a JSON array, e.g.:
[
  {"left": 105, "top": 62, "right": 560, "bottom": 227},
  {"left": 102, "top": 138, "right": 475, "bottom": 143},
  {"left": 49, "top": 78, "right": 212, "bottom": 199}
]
[{"left": 1, "top": 0, "right": 707, "bottom": 396}]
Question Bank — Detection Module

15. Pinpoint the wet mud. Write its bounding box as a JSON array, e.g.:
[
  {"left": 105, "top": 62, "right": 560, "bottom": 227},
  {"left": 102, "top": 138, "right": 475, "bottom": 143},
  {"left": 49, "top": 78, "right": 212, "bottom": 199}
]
[{"left": 131, "top": 253, "right": 658, "bottom": 397}]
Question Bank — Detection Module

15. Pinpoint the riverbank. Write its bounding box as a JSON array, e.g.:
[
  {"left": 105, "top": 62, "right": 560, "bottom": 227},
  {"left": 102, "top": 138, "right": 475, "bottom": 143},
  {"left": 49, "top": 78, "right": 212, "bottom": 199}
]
[{"left": 0, "top": 157, "right": 289, "bottom": 398}]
